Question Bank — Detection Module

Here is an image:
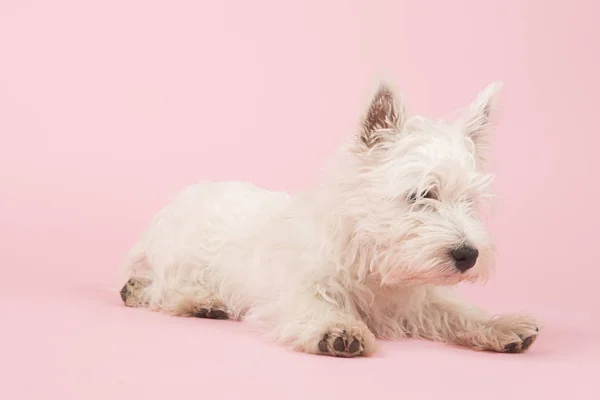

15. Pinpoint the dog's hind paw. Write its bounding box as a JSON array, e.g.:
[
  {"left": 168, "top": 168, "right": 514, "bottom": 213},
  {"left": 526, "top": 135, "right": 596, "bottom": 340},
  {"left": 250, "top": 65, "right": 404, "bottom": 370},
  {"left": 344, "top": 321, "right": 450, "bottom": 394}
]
[
  {"left": 193, "top": 306, "right": 230, "bottom": 320},
  {"left": 119, "top": 277, "right": 149, "bottom": 308}
]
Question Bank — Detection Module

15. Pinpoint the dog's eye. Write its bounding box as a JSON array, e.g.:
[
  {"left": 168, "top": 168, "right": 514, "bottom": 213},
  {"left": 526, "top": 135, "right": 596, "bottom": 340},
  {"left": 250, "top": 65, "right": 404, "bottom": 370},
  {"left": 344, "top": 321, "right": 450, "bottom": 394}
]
[
  {"left": 422, "top": 191, "right": 435, "bottom": 200},
  {"left": 408, "top": 190, "right": 436, "bottom": 203}
]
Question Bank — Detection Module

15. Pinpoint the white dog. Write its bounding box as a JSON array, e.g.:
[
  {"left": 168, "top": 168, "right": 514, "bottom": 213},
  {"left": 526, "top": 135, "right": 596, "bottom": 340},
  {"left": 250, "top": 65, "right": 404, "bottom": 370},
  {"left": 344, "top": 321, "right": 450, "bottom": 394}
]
[{"left": 120, "top": 81, "right": 539, "bottom": 357}]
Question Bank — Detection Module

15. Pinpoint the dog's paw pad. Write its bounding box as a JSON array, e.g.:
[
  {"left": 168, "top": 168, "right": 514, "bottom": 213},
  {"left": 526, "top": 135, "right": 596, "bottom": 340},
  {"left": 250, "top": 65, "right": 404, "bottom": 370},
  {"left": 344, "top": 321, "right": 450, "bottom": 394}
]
[
  {"left": 119, "top": 283, "right": 129, "bottom": 302},
  {"left": 503, "top": 342, "right": 520, "bottom": 353},
  {"left": 520, "top": 335, "right": 537, "bottom": 350},
  {"left": 194, "top": 307, "right": 229, "bottom": 320},
  {"left": 503, "top": 334, "right": 537, "bottom": 353},
  {"left": 318, "top": 331, "right": 364, "bottom": 358}
]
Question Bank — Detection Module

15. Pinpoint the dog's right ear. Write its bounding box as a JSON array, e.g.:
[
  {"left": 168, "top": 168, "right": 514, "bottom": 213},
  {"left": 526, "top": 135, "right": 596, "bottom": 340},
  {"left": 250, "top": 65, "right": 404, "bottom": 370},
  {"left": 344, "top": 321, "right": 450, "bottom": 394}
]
[{"left": 358, "top": 83, "right": 405, "bottom": 149}]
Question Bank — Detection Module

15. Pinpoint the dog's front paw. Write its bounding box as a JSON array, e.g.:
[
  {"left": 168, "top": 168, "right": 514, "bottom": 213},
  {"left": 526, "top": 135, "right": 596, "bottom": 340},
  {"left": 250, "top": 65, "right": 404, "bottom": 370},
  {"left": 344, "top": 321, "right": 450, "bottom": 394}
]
[
  {"left": 318, "top": 330, "right": 364, "bottom": 357},
  {"left": 485, "top": 314, "right": 540, "bottom": 354},
  {"left": 313, "top": 322, "right": 376, "bottom": 358},
  {"left": 502, "top": 332, "right": 538, "bottom": 353}
]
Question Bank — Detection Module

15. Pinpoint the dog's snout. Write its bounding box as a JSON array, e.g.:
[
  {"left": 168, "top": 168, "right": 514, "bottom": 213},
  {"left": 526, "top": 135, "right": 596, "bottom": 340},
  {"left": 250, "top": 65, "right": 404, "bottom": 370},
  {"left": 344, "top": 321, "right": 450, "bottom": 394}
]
[{"left": 452, "top": 245, "right": 479, "bottom": 272}]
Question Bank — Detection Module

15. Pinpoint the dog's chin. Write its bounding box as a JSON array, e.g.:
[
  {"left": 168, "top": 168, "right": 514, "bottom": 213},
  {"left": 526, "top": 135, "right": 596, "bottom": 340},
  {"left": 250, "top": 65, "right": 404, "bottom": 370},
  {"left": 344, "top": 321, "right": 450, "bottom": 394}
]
[
  {"left": 434, "top": 273, "right": 482, "bottom": 286},
  {"left": 379, "top": 265, "right": 485, "bottom": 287},
  {"left": 429, "top": 260, "right": 491, "bottom": 286}
]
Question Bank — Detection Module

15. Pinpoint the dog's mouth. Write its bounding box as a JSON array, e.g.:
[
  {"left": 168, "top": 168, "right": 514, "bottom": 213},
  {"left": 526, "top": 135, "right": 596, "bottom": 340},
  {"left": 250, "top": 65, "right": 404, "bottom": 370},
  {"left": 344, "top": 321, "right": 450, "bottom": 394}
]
[
  {"left": 439, "top": 273, "right": 480, "bottom": 285},
  {"left": 381, "top": 266, "right": 483, "bottom": 287},
  {"left": 399, "top": 275, "right": 463, "bottom": 285},
  {"left": 375, "top": 252, "right": 489, "bottom": 287}
]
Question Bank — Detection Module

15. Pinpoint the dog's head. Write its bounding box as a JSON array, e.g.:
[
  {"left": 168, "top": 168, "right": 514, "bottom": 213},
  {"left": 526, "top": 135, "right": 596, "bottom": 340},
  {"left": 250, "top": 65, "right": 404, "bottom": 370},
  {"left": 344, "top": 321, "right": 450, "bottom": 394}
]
[{"left": 332, "top": 82, "right": 502, "bottom": 286}]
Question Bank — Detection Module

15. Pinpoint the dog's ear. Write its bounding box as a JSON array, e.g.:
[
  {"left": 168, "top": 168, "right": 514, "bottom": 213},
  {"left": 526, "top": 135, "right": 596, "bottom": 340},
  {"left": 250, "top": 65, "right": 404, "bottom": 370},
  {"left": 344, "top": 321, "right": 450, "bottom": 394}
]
[
  {"left": 461, "top": 81, "right": 503, "bottom": 156},
  {"left": 358, "top": 83, "right": 406, "bottom": 149}
]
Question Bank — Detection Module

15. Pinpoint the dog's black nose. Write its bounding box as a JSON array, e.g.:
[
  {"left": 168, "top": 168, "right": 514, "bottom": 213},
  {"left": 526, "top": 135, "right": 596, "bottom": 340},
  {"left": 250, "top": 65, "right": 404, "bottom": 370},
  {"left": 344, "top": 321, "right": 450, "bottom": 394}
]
[{"left": 452, "top": 245, "right": 479, "bottom": 272}]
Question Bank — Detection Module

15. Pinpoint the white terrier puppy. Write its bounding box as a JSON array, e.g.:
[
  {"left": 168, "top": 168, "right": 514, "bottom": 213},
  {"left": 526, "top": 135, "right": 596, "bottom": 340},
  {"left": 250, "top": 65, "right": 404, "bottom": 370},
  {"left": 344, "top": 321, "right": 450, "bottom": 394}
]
[{"left": 120, "top": 82, "right": 539, "bottom": 357}]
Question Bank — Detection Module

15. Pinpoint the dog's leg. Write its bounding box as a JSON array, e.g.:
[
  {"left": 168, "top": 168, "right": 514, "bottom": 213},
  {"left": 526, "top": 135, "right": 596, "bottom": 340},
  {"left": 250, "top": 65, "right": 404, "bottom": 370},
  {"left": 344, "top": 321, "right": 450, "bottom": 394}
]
[
  {"left": 120, "top": 275, "right": 232, "bottom": 320},
  {"left": 404, "top": 287, "right": 539, "bottom": 353},
  {"left": 255, "top": 289, "right": 377, "bottom": 358}
]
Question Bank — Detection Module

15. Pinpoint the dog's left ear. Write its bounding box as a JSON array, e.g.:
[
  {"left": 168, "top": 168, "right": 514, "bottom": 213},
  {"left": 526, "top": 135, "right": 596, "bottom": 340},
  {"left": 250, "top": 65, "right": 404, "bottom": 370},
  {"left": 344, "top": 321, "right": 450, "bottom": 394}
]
[{"left": 461, "top": 81, "right": 503, "bottom": 157}]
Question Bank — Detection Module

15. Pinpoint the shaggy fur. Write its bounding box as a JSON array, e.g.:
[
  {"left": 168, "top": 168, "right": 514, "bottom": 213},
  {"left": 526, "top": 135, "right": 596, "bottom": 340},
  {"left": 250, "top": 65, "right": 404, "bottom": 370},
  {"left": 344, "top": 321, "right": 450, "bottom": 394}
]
[{"left": 120, "top": 81, "right": 539, "bottom": 357}]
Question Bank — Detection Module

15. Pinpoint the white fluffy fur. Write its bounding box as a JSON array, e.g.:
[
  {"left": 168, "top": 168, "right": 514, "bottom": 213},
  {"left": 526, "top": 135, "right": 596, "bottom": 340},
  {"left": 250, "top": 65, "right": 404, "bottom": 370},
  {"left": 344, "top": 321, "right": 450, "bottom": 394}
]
[{"left": 120, "top": 81, "right": 539, "bottom": 357}]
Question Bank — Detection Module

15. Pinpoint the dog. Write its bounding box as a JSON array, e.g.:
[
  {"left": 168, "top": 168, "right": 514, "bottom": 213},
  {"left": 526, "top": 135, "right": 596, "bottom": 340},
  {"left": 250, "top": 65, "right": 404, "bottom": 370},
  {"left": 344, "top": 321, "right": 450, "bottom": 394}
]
[{"left": 120, "top": 81, "right": 539, "bottom": 357}]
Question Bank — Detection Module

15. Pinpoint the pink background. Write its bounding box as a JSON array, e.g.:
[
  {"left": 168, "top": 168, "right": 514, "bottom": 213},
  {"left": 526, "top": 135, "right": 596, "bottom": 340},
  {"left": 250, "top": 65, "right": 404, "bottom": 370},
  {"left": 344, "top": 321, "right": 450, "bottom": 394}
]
[{"left": 1, "top": 0, "right": 599, "bottom": 399}]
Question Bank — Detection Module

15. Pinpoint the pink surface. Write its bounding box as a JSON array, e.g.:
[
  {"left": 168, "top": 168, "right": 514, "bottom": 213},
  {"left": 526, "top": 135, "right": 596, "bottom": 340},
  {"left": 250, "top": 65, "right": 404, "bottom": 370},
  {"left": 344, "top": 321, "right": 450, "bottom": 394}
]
[{"left": 1, "top": 1, "right": 599, "bottom": 399}]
